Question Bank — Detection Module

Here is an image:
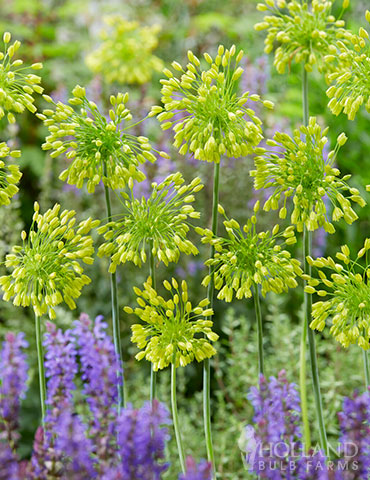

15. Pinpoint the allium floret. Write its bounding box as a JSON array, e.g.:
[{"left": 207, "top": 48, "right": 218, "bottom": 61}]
[
  {"left": 251, "top": 117, "right": 365, "bottom": 232},
  {"left": 97, "top": 173, "right": 202, "bottom": 271},
  {"left": 179, "top": 457, "right": 212, "bottom": 480},
  {"left": 39, "top": 87, "right": 167, "bottom": 192},
  {"left": 152, "top": 45, "right": 272, "bottom": 163},
  {"left": 86, "top": 16, "right": 163, "bottom": 85},
  {"left": 0, "top": 142, "right": 22, "bottom": 206},
  {"left": 306, "top": 239, "right": 370, "bottom": 350},
  {"left": 199, "top": 202, "right": 301, "bottom": 301},
  {"left": 0, "top": 31, "right": 43, "bottom": 124},
  {"left": 326, "top": 14, "right": 370, "bottom": 120},
  {"left": 255, "top": 0, "right": 350, "bottom": 75},
  {"left": 0, "top": 202, "right": 99, "bottom": 319},
  {"left": 124, "top": 277, "right": 218, "bottom": 370}
]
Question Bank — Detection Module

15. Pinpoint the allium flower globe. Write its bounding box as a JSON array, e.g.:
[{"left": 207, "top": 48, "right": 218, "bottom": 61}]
[
  {"left": 0, "top": 31, "right": 43, "bottom": 123},
  {"left": 251, "top": 117, "right": 365, "bottom": 232},
  {"left": 198, "top": 203, "right": 301, "bottom": 301},
  {"left": 98, "top": 173, "right": 202, "bottom": 270},
  {"left": 0, "top": 203, "right": 99, "bottom": 319},
  {"left": 0, "top": 142, "right": 22, "bottom": 206},
  {"left": 152, "top": 45, "right": 273, "bottom": 163},
  {"left": 86, "top": 16, "right": 163, "bottom": 85},
  {"left": 125, "top": 277, "right": 218, "bottom": 371},
  {"left": 39, "top": 87, "right": 167, "bottom": 193},
  {"left": 255, "top": 0, "right": 350, "bottom": 75},
  {"left": 306, "top": 239, "right": 370, "bottom": 350}
]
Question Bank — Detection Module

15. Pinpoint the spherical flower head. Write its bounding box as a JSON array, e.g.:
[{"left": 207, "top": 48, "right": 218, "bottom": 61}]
[
  {"left": 0, "top": 142, "right": 22, "bottom": 206},
  {"left": 39, "top": 88, "right": 168, "bottom": 193},
  {"left": 306, "top": 239, "right": 370, "bottom": 350},
  {"left": 86, "top": 16, "right": 163, "bottom": 85},
  {"left": 151, "top": 45, "right": 272, "bottom": 163},
  {"left": 0, "top": 31, "right": 43, "bottom": 124},
  {"left": 251, "top": 117, "right": 366, "bottom": 233},
  {"left": 0, "top": 202, "right": 99, "bottom": 319},
  {"left": 326, "top": 16, "right": 370, "bottom": 120},
  {"left": 254, "top": 0, "right": 350, "bottom": 75},
  {"left": 98, "top": 173, "right": 202, "bottom": 271},
  {"left": 124, "top": 277, "right": 219, "bottom": 370},
  {"left": 179, "top": 457, "right": 212, "bottom": 480},
  {"left": 198, "top": 203, "right": 301, "bottom": 301}
]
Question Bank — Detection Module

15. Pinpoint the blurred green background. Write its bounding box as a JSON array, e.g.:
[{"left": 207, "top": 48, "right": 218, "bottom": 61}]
[{"left": 0, "top": 0, "right": 369, "bottom": 477}]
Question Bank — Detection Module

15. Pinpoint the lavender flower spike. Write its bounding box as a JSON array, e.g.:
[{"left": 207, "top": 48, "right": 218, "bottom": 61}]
[{"left": 178, "top": 457, "right": 213, "bottom": 480}]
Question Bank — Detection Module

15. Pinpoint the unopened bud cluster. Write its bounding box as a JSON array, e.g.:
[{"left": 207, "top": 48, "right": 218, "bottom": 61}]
[
  {"left": 255, "top": 0, "right": 350, "bottom": 75},
  {"left": 251, "top": 117, "right": 365, "bottom": 232},
  {"left": 0, "top": 32, "right": 43, "bottom": 124},
  {"left": 124, "top": 277, "right": 218, "bottom": 370},
  {"left": 0, "top": 142, "right": 22, "bottom": 205},
  {"left": 152, "top": 45, "right": 272, "bottom": 163},
  {"left": 198, "top": 203, "right": 302, "bottom": 301},
  {"left": 0, "top": 203, "right": 99, "bottom": 319},
  {"left": 98, "top": 173, "right": 202, "bottom": 271},
  {"left": 306, "top": 239, "right": 370, "bottom": 350},
  {"left": 86, "top": 16, "right": 163, "bottom": 85}
]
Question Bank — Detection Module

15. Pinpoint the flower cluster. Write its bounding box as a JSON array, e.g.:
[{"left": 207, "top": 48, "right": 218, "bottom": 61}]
[
  {"left": 125, "top": 277, "right": 218, "bottom": 370},
  {"left": 326, "top": 13, "right": 370, "bottom": 120},
  {"left": 306, "top": 239, "right": 370, "bottom": 350},
  {"left": 198, "top": 203, "right": 301, "bottom": 301},
  {"left": 86, "top": 16, "right": 163, "bottom": 85},
  {"left": 0, "top": 202, "right": 98, "bottom": 319},
  {"left": 251, "top": 117, "right": 365, "bottom": 232},
  {"left": 39, "top": 87, "right": 166, "bottom": 192},
  {"left": 152, "top": 45, "right": 272, "bottom": 163},
  {"left": 179, "top": 457, "right": 212, "bottom": 480},
  {"left": 255, "top": 0, "right": 349, "bottom": 75},
  {"left": 0, "top": 31, "right": 43, "bottom": 124},
  {"left": 97, "top": 173, "right": 202, "bottom": 270},
  {"left": 0, "top": 142, "right": 22, "bottom": 206}
]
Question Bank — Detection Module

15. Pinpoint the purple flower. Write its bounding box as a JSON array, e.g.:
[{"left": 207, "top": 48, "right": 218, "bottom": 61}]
[
  {"left": 0, "top": 332, "right": 28, "bottom": 449},
  {"left": 178, "top": 457, "right": 212, "bottom": 480},
  {"left": 117, "top": 400, "right": 171, "bottom": 479},
  {"left": 0, "top": 442, "right": 21, "bottom": 480}
]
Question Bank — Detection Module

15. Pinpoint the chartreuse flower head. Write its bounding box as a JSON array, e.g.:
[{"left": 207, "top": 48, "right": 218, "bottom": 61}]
[
  {"left": 98, "top": 173, "right": 202, "bottom": 271},
  {"left": 151, "top": 45, "right": 272, "bottom": 163},
  {"left": 124, "top": 277, "right": 218, "bottom": 370},
  {"left": 326, "top": 14, "right": 370, "bottom": 120},
  {"left": 38, "top": 87, "right": 168, "bottom": 193},
  {"left": 0, "top": 142, "right": 22, "bottom": 205},
  {"left": 306, "top": 239, "right": 370, "bottom": 350},
  {"left": 255, "top": 0, "right": 350, "bottom": 75},
  {"left": 0, "top": 32, "right": 43, "bottom": 123},
  {"left": 251, "top": 117, "right": 365, "bottom": 233},
  {"left": 198, "top": 202, "right": 301, "bottom": 301},
  {"left": 0, "top": 202, "right": 99, "bottom": 319},
  {"left": 86, "top": 16, "right": 163, "bottom": 85}
]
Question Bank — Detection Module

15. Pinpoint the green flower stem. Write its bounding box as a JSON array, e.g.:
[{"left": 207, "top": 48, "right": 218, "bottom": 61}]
[
  {"left": 171, "top": 360, "right": 186, "bottom": 474},
  {"left": 149, "top": 241, "right": 157, "bottom": 402},
  {"left": 253, "top": 283, "right": 264, "bottom": 376},
  {"left": 363, "top": 350, "right": 370, "bottom": 389},
  {"left": 35, "top": 314, "right": 46, "bottom": 422},
  {"left": 103, "top": 175, "right": 125, "bottom": 409},
  {"left": 204, "top": 161, "right": 220, "bottom": 478}
]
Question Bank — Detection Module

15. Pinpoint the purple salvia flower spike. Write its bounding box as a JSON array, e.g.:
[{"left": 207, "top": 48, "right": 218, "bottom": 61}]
[{"left": 178, "top": 457, "right": 213, "bottom": 480}]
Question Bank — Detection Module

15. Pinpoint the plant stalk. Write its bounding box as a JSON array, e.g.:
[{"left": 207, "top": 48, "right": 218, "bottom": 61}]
[
  {"left": 253, "top": 283, "right": 264, "bottom": 376},
  {"left": 35, "top": 314, "right": 46, "bottom": 422},
  {"left": 103, "top": 176, "right": 125, "bottom": 409},
  {"left": 149, "top": 240, "right": 157, "bottom": 401},
  {"left": 203, "top": 161, "right": 220, "bottom": 478},
  {"left": 171, "top": 361, "right": 186, "bottom": 474},
  {"left": 363, "top": 350, "right": 370, "bottom": 389}
]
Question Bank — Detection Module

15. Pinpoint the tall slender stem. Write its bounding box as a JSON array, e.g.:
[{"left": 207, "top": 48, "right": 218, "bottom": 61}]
[
  {"left": 171, "top": 361, "right": 186, "bottom": 474},
  {"left": 103, "top": 176, "right": 125, "bottom": 409},
  {"left": 253, "top": 283, "right": 264, "bottom": 376},
  {"left": 301, "top": 66, "right": 328, "bottom": 456},
  {"left": 149, "top": 240, "right": 157, "bottom": 401},
  {"left": 203, "top": 161, "right": 220, "bottom": 478},
  {"left": 35, "top": 314, "right": 46, "bottom": 422},
  {"left": 363, "top": 350, "right": 370, "bottom": 389}
]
